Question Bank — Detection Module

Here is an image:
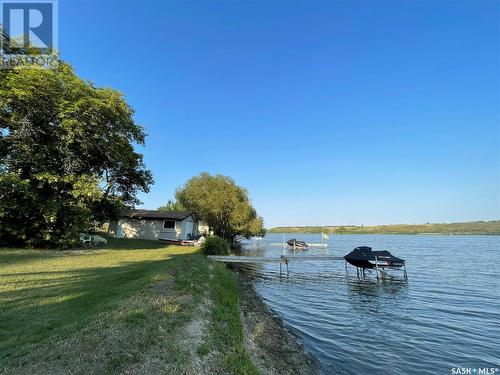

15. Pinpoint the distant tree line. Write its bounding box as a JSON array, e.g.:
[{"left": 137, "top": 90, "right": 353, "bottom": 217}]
[{"left": 268, "top": 221, "right": 500, "bottom": 235}]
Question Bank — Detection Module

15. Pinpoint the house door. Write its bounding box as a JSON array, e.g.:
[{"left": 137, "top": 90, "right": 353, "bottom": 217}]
[{"left": 184, "top": 220, "right": 194, "bottom": 239}]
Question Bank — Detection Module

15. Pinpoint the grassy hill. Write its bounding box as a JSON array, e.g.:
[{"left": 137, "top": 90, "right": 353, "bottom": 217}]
[{"left": 268, "top": 220, "right": 500, "bottom": 235}]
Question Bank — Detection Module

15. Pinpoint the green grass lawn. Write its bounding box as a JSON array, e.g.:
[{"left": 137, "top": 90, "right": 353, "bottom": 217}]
[{"left": 0, "top": 237, "right": 257, "bottom": 374}]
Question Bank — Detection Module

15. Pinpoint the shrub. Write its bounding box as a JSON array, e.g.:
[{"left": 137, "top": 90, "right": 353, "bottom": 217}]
[{"left": 202, "top": 236, "right": 229, "bottom": 256}]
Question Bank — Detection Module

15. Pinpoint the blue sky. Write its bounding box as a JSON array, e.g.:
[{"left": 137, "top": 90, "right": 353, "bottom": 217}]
[{"left": 59, "top": 0, "right": 499, "bottom": 227}]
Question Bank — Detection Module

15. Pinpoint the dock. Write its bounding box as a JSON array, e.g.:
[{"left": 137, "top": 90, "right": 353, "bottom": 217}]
[
  {"left": 207, "top": 254, "right": 407, "bottom": 281},
  {"left": 207, "top": 255, "right": 343, "bottom": 263},
  {"left": 207, "top": 255, "right": 344, "bottom": 276}
]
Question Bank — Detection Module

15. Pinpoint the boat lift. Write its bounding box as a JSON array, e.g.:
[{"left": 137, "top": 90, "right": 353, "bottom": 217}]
[{"left": 344, "top": 255, "right": 408, "bottom": 282}]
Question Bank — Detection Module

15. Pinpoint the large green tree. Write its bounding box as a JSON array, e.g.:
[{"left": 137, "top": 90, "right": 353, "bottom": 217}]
[
  {"left": 0, "top": 62, "right": 153, "bottom": 248},
  {"left": 175, "top": 173, "right": 265, "bottom": 241}
]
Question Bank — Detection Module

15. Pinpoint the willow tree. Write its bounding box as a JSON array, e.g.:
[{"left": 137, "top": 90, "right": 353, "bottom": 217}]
[
  {"left": 0, "top": 62, "right": 153, "bottom": 248},
  {"left": 175, "top": 173, "right": 265, "bottom": 241}
]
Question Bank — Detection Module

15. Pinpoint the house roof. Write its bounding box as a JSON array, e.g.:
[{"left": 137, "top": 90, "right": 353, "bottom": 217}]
[{"left": 119, "top": 209, "right": 197, "bottom": 221}]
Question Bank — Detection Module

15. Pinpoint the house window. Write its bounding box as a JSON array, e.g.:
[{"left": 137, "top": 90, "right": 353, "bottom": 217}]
[{"left": 163, "top": 220, "right": 175, "bottom": 229}]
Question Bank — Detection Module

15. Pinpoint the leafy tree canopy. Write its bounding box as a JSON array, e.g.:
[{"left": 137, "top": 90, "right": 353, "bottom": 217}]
[
  {"left": 175, "top": 173, "right": 265, "bottom": 240},
  {"left": 0, "top": 62, "right": 153, "bottom": 248}
]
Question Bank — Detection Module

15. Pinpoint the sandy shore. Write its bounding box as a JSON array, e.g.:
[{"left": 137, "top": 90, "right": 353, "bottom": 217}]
[{"left": 235, "top": 271, "right": 321, "bottom": 375}]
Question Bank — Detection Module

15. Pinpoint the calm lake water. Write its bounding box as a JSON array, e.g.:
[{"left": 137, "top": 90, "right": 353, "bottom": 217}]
[{"left": 237, "top": 234, "right": 500, "bottom": 375}]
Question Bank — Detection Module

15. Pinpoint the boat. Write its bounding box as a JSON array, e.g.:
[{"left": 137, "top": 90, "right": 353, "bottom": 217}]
[
  {"left": 286, "top": 238, "right": 309, "bottom": 249},
  {"left": 344, "top": 246, "right": 405, "bottom": 269}
]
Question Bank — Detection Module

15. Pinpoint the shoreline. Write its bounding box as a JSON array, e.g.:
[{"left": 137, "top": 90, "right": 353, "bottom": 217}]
[
  {"left": 234, "top": 270, "right": 320, "bottom": 375},
  {"left": 267, "top": 220, "right": 500, "bottom": 236}
]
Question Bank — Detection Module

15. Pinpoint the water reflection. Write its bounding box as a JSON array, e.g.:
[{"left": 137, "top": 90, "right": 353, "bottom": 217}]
[{"left": 346, "top": 278, "right": 409, "bottom": 314}]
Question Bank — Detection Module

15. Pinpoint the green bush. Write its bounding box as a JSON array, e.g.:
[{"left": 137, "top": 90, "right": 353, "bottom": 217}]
[{"left": 202, "top": 236, "right": 229, "bottom": 256}]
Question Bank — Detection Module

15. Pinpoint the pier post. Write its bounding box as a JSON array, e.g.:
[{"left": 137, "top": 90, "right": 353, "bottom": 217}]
[{"left": 375, "top": 256, "right": 380, "bottom": 283}]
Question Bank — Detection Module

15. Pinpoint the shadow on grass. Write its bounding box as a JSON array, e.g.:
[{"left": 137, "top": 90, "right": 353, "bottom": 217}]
[
  {"left": 103, "top": 237, "right": 175, "bottom": 250},
  {"left": 0, "top": 237, "right": 186, "bottom": 268},
  {"left": 0, "top": 236, "right": 176, "bottom": 255},
  {"left": 0, "top": 250, "right": 58, "bottom": 267},
  {"left": 0, "top": 250, "right": 201, "bottom": 360}
]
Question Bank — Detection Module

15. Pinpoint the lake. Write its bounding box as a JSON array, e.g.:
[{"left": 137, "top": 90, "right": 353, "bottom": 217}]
[{"left": 237, "top": 234, "right": 500, "bottom": 374}]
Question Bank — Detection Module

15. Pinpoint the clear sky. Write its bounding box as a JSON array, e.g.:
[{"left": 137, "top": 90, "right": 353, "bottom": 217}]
[{"left": 59, "top": 0, "right": 499, "bottom": 227}]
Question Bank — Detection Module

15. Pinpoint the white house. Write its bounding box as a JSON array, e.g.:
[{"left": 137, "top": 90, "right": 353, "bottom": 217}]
[{"left": 108, "top": 209, "right": 199, "bottom": 241}]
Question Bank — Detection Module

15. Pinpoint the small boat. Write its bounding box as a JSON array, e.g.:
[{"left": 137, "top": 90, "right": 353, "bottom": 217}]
[
  {"left": 344, "top": 246, "right": 405, "bottom": 269},
  {"left": 286, "top": 238, "right": 309, "bottom": 249}
]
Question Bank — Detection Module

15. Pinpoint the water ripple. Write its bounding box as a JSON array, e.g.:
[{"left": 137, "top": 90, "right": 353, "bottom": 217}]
[{"left": 242, "top": 234, "right": 500, "bottom": 374}]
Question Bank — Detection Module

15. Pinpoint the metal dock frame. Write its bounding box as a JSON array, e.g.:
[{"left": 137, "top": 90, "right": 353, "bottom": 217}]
[
  {"left": 207, "top": 255, "right": 408, "bottom": 282},
  {"left": 207, "top": 255, "right": 344, "bottom": 277}
]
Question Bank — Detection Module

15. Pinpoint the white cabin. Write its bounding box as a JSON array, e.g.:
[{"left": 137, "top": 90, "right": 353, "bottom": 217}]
[{"left": 108, "top": 209, "right": 199, "bottom": 241}]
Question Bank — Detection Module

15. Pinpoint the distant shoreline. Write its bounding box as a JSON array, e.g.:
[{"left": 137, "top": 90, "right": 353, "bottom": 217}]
[{"left": 268, "top": 220, "right": 500, "bottom": 235}]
